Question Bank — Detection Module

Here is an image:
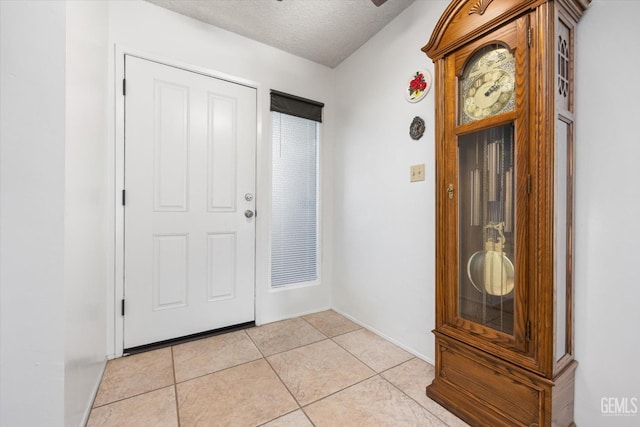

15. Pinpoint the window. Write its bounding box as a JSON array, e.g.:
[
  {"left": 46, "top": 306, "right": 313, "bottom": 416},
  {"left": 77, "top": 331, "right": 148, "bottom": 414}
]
[{"left": 270, "top": 91, "right": 323, "bottom": 287}]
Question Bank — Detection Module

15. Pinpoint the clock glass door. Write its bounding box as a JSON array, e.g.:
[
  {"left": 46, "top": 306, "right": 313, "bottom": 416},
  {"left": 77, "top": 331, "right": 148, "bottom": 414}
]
[
  {"left": 458, "top": 123, "right": 515, "bottom": 335},
  {"left": 445, "top": 32, "right": 529, "bottom": 352},
  {"left": 454, "top": 42, "right": 520, "bottom": 337}
]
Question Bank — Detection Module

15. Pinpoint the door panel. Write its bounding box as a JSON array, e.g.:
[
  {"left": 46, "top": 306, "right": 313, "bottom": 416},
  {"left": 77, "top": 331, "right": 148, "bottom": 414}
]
[{"left": 124, "top": 56, "right": 256, "bottom": 349}]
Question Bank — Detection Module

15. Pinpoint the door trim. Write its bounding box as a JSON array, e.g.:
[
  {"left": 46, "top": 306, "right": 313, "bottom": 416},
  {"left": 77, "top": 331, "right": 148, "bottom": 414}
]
[{"left": 109, "top": 46, "right": 261, "bottom": 357}]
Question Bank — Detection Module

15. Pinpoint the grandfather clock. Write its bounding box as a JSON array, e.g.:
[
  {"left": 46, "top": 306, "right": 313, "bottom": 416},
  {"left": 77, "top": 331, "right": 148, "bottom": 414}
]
[{"left": 423, "top": 0, "right": 590, "bottom": 425}]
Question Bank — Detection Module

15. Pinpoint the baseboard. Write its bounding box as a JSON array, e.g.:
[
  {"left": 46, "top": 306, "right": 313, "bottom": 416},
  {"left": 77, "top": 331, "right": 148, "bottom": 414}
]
[{"left": 80, "top": 357, "right": 108, "bottom": 426}]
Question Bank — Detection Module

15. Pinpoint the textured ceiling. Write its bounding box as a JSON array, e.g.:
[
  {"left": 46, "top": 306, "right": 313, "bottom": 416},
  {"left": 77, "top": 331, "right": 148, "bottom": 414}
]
[{"left": 145, "top": 0, "right": 416, "bottom": 68}]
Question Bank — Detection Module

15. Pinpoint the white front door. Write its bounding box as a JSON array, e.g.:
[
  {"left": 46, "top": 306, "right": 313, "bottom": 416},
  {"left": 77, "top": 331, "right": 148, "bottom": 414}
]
[{"left": 123, "top": 55, "right": 256, "bottom": 349}]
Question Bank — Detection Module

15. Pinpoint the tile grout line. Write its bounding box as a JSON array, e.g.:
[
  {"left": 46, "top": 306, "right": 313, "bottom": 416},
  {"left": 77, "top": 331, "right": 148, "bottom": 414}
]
[
  {"left": 376, "top": 356, "right": 417, "bottom": 376},
  {"left": 329, "top": 334, "right": 385, "bottom": 373},
  {"left": 377, "top": 372, "right": 454, "bottom": 427},
  {"left": 260, "top": 345, "right": 305, "bottom": 411},
  {"left": 171, "top": 331, "right": 264, "bottom": 385},
  {"left": 170, "top": 346, "right": 182, "bottom": 427},
  {"left": 91, "top": 347, "right": 177, "bottom": 410},
  {"left": 299, "top": 371, "right": 381, "bottom": 409},
  {"left": 261, "top": 326, "right": 378, "bottom": 409},
  {"left": 255, "top": 336, "right": 327, "bottom": 358},
  {"left": 255, "top": 316, "right": 391, "bottom": 417},
  {"left": 298, "top": 315, "right": 337, "bottom": 338},
  {"left": 169, "top": 330, "right": 264, "bottom": 386},
  {"left": 173, "top": 356, "right": 264, "bottom": 385},
  {"left": 298, "top": 315, "right": 365, "bottom": 340},
  {"left": 247, "top": 319, "right": 372, "bottom": 425},
  {"left": 90, "top": 385, "right": 174, "bottom": 410},
  {"left": 241, "top": 328, "right": 268, "bottom": 359},
  {"left": 92, "top": 312, "right": 458, "bottom": 426},
  {"left": 301, "top": 407, "right": 316, "bottom": 427},
  {"left": 295, "top": 367, "right": 452, "bottom": 427},
  {"left": 257, "top": 408, "right": 315, "bottom": 427},
  {"left": 242, "top": 328, "right": 308, "bottom": 425},
  {"left": 304, "top": 316, "right": 420, "bottom": 377},
  {"left": 328, "top": 332, "right": 416, "bottom": 378},
  {"left": 246, "top": 318, "right": 329, "bottom": 358},
  {"left": 378, "top": 359, "right": 464, "bottom": 427},
  {"left": 246, "top": 319, "right": 385, "bottom": 426},
  {"left": 285, "top": 332, "right": 448, "bottom": 424}
]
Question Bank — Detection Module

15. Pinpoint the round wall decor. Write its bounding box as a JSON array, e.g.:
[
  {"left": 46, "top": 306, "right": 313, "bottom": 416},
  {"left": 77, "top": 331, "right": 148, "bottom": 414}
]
[
  {"left": 405, "top": 69, "right": 432, "bottom": 102},
  {"left": 410, "top": 116, "right": 426, "bottom": 140}
]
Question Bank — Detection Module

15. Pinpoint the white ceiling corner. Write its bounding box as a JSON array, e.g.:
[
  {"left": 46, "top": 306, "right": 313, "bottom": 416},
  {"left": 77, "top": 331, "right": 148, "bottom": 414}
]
[{"left": 144, "top": 0, "right": 417, "bottom": 68}]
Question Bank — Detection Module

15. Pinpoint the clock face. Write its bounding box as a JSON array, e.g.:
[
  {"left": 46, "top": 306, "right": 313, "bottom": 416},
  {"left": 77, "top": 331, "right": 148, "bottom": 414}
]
[{"left": 460, "top": 46, "right": 515, "bottom": 124}]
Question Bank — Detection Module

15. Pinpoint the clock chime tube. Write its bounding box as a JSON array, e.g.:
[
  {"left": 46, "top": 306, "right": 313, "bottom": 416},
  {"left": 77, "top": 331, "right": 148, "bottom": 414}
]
[
  {"left": 470, "top": 169, "right": 481, "bottom": 226},
  {"left": 488, "top": 141, "right": 498, "bottom": 202},
  {"left": 505, "top": 168, "right": 513, "bottom": 232}
]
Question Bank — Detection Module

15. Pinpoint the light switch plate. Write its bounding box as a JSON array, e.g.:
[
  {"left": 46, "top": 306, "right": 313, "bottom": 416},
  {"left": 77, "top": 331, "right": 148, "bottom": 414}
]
[{"left": 410, "top": 163, "right": 425, "bottom": 182}]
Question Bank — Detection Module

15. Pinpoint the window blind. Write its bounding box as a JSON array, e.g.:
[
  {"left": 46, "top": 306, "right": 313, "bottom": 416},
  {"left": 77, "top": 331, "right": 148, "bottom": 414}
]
[{"left": 271, "top": 112, "right": 319, "bottom": 287}]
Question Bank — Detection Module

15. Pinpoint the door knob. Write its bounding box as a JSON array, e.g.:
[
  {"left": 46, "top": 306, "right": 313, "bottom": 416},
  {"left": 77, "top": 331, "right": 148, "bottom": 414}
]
[{"left": 244, "top": 210, "right": 254, "bottom": 219}]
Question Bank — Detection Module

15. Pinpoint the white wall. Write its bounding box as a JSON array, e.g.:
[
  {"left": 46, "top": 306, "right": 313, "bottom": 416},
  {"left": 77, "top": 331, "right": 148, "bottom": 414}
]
[
  {"left": 106, "top": 0, "right": 335, "bottom": 356},
  {"left": 333, "top": 0, "right": 448, "bottom": 361},
  {"left": 1, "top": 1, "right": 109, "bottom": 425},
  {"left": 64, "top": 1, "right": 109, "bottom": 425},
  {"left": 574, "top": 2, "right": 640, "bottom": 425},
  {"left": 0, "top": 1, "right": 67, "bottom": 425},
  {"left": 333, "top": 0, "right": 640, "bottom": 425}
]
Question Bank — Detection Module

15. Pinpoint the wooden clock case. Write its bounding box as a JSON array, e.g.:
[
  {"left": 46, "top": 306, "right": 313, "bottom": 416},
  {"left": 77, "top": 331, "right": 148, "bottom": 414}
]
[{"left": 423, "top": 0, "right": 590, "bottom": 426}]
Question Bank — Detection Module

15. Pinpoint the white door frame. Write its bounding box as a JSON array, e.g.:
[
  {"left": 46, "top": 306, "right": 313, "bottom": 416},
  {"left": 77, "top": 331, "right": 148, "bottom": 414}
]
[{"left": 109, "top": 46, "right": 261, "bottom": 357}]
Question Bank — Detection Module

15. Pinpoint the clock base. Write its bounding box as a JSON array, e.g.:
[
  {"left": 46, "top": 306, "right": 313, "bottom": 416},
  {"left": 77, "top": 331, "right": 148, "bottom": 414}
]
[{"left": 426, "top": 334, "right": 577, "bottom": 427}]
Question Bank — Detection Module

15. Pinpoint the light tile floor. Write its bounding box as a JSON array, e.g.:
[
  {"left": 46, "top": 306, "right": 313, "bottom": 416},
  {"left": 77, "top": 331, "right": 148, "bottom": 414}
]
[{"left": 88, "top": 310, "right": 469, "bottom": 426}]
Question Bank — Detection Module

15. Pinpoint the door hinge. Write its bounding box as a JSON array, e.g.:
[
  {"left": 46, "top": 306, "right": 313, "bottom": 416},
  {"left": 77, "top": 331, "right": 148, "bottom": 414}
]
[
  {"left": 122, "top": 189, "right": 126, "bottom": 206},
  {"left": 526, "top": 320, "right": 531, "bottom": 341},
  {"left": 121, "top": 299, "right": 125, "bottom": 316},
  {"left": 527, "top": 26, "right": 532, "bottom": 48},
  {"left": 122, "top": 78, "right": 126, "bottom": 96},
  {"left": 527, "top": 174, "right": 531, "bottom": 195}
]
